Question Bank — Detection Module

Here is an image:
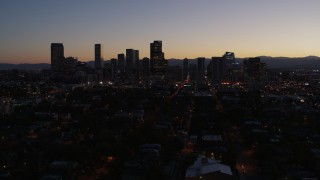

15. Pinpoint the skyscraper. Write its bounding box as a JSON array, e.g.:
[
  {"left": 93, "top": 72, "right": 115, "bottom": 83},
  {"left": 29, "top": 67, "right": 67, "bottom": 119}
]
[
  {"left": 126, "top": 49, "right": 135, "bottom": 75},
  {"left": 117, "top": 53, "right": 125, "bottom": 71},
  {"left": 150, "top": 40, "right": 162, "bottom": 67},
  {"left": 208, "top": 52, "right": 238, "bottom": 83},
  {"left": 208, "top": 57, "right": 224, "bottom": 83},
  {"left": 95, "top": 44, "right": 102, "bottom": 70},
  {"left": 134, "top": 50, "right": 140, "bottom": 79},
  {"left": 243, "top": 57, "right": 266, "bottom": 81},
  {"left": 223, "top": 52, "right": 235, "bottom": 65},
  {"left": 150, "top": 40, "right": 167, "bottom": 77},
  {"left": 126, "top": 49, "right": 139, "bottom": 79},
  {"left": 110, "top": 58, "right": 117, "bottom": 79},
  {"left": 197, "top": 57, "right": 206, "bottom": 84},
  {"left": 51, "top": 43, "right": 64, "bottom": 71},
  {"left": 183, "top": 58, "right": 189, "bottom": 80},
  {"left": 142, "top": 57, "right": 150, "bottom": 79},
  {"left": 223, "top": 52, "right": 235, "bottom": 81}
]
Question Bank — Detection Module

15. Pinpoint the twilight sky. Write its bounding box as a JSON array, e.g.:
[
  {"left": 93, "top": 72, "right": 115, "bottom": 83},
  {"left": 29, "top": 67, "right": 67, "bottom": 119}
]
[{"left": 1, "top": 0, "right": 320, "bottom": 63}]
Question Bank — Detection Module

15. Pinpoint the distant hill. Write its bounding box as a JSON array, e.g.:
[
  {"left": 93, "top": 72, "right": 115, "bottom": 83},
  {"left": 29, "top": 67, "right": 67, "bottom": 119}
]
[
  {"left": 1, "top": 56, "right": 320, "bottom": 70},
  {"left": 257, "top": 56, "right": 320, "bottom": 69},
  {"left": 0, "top": 63, "right": 50, "bottom": 70},
  {"left": 169, "top": 56, "right": 320, "bottom": 69}
]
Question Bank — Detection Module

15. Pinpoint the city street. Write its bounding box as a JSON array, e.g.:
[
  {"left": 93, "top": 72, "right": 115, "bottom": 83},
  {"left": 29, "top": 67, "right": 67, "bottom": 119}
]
[{"left": 236, "top": 149, "right": 260, "bottom": 180}]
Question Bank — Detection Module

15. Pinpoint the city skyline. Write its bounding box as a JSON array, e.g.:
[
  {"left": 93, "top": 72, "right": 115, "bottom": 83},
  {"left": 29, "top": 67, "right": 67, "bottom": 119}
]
[{"left": 1, "top": 0, "right": 320, "bottom": 63}]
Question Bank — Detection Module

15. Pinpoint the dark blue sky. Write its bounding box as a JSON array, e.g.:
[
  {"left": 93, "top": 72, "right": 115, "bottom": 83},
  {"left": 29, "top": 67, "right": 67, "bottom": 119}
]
[{"left": 1, "top": 0, "right": 320, "bottom": 63}]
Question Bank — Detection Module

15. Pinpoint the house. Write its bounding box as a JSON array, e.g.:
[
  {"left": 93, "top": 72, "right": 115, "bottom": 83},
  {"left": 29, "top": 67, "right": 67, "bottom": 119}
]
[{"left": 185, "top": 155, "right": 235, "bottom": 180}]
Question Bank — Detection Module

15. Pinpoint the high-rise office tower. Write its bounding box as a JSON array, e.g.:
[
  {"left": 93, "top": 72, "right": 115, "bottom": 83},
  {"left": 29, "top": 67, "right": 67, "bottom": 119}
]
[
  {"left": 223, "top": 52, "right": 235, "bottom": 81},
  {"left": 126, "top": 49, "right": 139, "bottom": 78},
  {"left": 209, "top": 52, "right": 237, "bottom": 83},
  {"left": 197, "top": 57, "right": 206, "bottom": 84},
  {"left": 134, "top": 50, "right": 139, "bottom": 62},
  {"left": 189, "top": 64, "right": 197, "bottom": 82},
  {"left": 134, "top": 50, "right": 140, "bottom": 79},
  {"left": 142, "top": 57, "right": 150, "bottom": 79},
  {"left": 150, "top": 40, "right": 162, "bottom": 67},
  {"left": 223, "top": 52, "right": 235, "bottom": 61},
  {"left": 117, "top": 53, "right": 125, "bottom": 71},
  {"left": 208, "top": 57, "right": 223, "bottom": 83},
  {"left": 51, "top": 43, "right": 64, "bottom": 71},
  {"left": 243, "top": 57, "right": 266, "bottom": 81},
  {"left": 197, "top": 58, "right": 205, "bottom": 71},
  {"left": 95, "top": 44, "right": 103, "bottom": 70},
  {"left": 126, "top": 49, "right": 134, "bottom": 74},
  {"left": 150, "top": 40, "right": 167, "bottom": 76},
  {"left": 110, "top": 58, "right": 117, "bottom": 79},
  {"left": 207, "top": 60, "right": 213, "bottom": 81},
  {"left": 223, "top": 52, "right": 235, "bottom": 69},
  {"left": 183, "top": 58, "right": 189, "bottom": 80}
]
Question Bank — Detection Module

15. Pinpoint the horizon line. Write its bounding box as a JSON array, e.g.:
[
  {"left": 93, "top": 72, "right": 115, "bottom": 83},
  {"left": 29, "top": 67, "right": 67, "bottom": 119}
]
[{"left": 1, "top": 55, "right": 320, "bottom": 65}]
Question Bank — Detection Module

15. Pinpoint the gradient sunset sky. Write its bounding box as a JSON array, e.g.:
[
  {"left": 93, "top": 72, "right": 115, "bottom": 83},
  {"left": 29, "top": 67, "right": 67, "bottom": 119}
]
[{"left": 1, "top": 0, "right": 320, "bottom": 63}]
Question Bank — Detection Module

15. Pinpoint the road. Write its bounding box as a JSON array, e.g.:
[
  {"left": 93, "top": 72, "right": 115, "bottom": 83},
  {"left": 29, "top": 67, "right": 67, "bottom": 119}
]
[{"left": 236, "top": 148, "right": 261, "bottom": 180}]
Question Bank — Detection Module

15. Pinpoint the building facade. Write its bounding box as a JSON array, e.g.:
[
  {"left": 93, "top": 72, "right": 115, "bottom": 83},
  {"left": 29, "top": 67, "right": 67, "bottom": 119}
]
[
  {"left": 197, "top": 57, "right": 206, "bottom": 84},
  {"left": 95, "top": 44, "right": 102, "bottom": 70},
  {"left": 51, "top": 43, "right": 64, "bottom": 71},
  {"left": 150, "top": 41, "right": 167, "bottom": 78},
  {"left": 183, "top": 58, "right": 189, "bottom": 81}
]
